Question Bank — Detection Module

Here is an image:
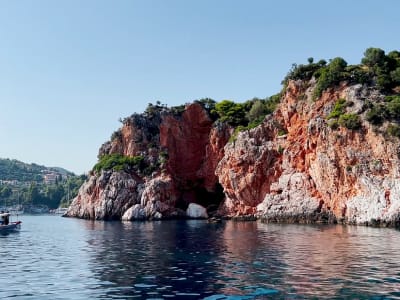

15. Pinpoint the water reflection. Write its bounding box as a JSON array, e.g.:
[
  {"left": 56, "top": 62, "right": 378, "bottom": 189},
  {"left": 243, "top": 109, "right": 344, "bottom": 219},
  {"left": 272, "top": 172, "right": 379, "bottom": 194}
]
[
  {"left": 83, "top": 220, "right": 400, "bottom": 299},
  {"left": 84, "top": 220, "right": 228, "bottom": 298},
  {"left": 256, "top": 224, "right": 400, "bottom": 299}
]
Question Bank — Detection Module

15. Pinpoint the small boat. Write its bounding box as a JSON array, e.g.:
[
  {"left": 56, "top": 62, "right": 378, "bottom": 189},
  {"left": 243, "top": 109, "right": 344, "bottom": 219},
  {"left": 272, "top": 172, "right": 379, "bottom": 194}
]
[{"left": 0, "top": 212, "right": 22, "bottom": 232}]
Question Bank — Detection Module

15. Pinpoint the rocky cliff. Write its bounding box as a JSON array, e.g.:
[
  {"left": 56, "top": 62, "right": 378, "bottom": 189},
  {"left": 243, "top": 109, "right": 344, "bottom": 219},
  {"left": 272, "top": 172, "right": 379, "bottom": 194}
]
[
  {"left": 66, "top": 49, "right": 400, "bottom": 226},
  {"left": 66, "top": 102, "right": 230, "bottom": 220},
  {"left": 220, "top": 80, "right": 400, "bottom": 226}
]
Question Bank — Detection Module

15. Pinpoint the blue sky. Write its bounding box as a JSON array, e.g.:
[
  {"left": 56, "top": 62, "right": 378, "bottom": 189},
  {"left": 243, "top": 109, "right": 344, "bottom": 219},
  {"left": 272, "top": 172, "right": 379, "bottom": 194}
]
[{"left": 0, "top": 0, "right": 399, "bottom": 174}]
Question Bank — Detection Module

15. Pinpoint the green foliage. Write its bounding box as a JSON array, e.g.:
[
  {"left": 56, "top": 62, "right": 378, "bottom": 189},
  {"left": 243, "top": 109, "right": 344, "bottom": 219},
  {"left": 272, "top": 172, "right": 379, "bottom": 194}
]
[
  {"left": 366, "top": 104, "right": 388, "bottom": 125},
  {"left": 0, "top": 174, "right": 86, "bottom": 209},
  {"left": 387, "top": 124, "right": 400, "bottom": 138},
  {"left": 278, "top": 145, "right": 284, "bottom": 154},
  {"left": 385, "top": 95, "right": 400, "bottom": 102},
  {"left": 391, "top": 68, "right": 400, "bottom": 85},
  {"left": 364, "top": 95, "right": 400, "bottom": 128},
  {"left": 387, "top": 96, "right": 400, "bottom": 119},
  {"left": 93, "top": 154, "right": 146, "bottom": 173},
  {"left": 246, "top": 100, "right": 267, "bottom": 126},
  {"left": 338, "top": 113, "right": 362, "bottom": 130},
  {"left": 144, "top": 101, "right": 169, "bottom": 118},
  {"left": 326, "top": 99, "right": 361, "bottom": 130},
  {"left": 328, "top": 119, "right": 339, "bottom": 130},
  {"left": 345, "top": 65, "right": 370, "bottom": 84},
  {"left": 213, "top": 100, "right": 247, "bottom": 126},
  {"left": 362, "top": 48, "right": 386, "bottom": 68},
  {"left": 58, "top": 175, "right": 86, "bottom": 207},
  {"left": 194, "top": 98, "right": 218, "bottom": 120},
  {"left": 222, "top": 94, "right": 283, "bottom": 142},
  {"left": 327, "top": 98, "right": 347, "bottom": 119},
  {"left": 228, "top": 125, "right": 247, "bottom": 143},
  {"left": 0, "top": 158, "right": 73, "bottom": 183},
  {"left": 169, "top": 105, "right": 186, "bottom": 116},
  {"left": 283, "top": 59, "right": 327, "bottom": 83},
  {"left": 313, "top": 57, "right": 348, "bottom": 99},
  {"left": 281, "top": 47, "right": 400, "bottom": 103},
  {"left": 360, "top": 47, "right": 400, "bottom": 91}
]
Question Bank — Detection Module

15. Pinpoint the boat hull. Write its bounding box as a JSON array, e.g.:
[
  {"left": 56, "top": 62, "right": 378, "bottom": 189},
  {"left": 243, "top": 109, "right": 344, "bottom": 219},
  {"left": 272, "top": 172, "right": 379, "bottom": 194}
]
[{"left": 0, "top": 221, "right": 21, "bottom": 231}]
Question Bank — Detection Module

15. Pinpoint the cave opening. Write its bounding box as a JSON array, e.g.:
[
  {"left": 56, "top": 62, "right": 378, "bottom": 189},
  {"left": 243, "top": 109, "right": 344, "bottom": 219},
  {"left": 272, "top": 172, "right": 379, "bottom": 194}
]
[{"left": 175, "top": 181, "right": 225, "bottom": 216}]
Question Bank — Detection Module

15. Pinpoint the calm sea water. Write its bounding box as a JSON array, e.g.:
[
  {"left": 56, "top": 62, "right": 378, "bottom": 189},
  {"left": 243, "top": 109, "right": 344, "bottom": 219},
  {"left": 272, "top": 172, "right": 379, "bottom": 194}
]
[{"left": 1, "top": 215, "right": 400, "bottom": 299}]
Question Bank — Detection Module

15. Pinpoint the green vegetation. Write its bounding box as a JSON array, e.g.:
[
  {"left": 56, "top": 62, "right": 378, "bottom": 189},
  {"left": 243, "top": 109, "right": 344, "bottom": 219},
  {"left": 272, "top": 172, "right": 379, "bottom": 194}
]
[
  {"left": 212, "top": 100, "right": 247, "bottom": 127},
  {"left": 326, "top": 99, "right": 361, "bottom": 130},
  {"left": 195, "top": 98, "right": 219, "bottom": 120},
  {"left": 213, "top": 94, "right": 281, "bottom": 134},
  {"left": 387, "top": 96, "right": 400, "bottom": 118},
  {"left": 338, "top": 113, "right": 362, "bottom": 130},
  {"left": 361, "top": 48, "right": 400, "bottom": 91},
  {"left": 283, "top": 58, "right": 327, "bottom": 82},
  {"left": 93, "top": 153, "right": 146, "bottom": 173},
  {"left": 327, "top": 98, "right": 347, "bottom": 119},
  {"left": 215, "top": 94, "right": 282, "bottom": 142},
  {"left": 364, "top": 95, "right": 400, "bottom": 129},
  {"left": 387, "top": 124, "right": 400, "bottom": 138},
  {"left": 313, "top": 57, "right": 348, "bottom": 99},
  {"left": 283, "top": 47, "right": 400, "bottom": 101},
  {"left": 0, "top": 158, "right": 86, "bottom": 209},
  {"left": 0, "top": 158, "right": 73, "bottom": 183},
  {"left": 365, "top": 104, "right": 388, "bottom": 125}
]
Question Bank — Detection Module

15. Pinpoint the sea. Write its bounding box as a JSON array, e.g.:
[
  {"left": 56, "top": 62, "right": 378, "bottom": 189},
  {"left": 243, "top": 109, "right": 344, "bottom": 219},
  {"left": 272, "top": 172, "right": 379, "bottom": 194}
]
[{"left": 1, "top": 215, "right": 400, "bottom": 299}]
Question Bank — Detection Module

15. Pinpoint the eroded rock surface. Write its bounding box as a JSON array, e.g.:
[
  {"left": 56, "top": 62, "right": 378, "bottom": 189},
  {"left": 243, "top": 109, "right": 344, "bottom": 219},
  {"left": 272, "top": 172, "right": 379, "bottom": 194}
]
[{"left": 67, "top": 81, "right": 400, "bottom": 226}]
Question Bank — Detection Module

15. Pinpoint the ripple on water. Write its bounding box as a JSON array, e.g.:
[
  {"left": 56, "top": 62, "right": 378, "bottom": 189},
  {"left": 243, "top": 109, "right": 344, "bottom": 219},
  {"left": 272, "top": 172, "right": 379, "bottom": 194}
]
[{"left": 2, "top": 217, "right": 400, "bottom": 299}]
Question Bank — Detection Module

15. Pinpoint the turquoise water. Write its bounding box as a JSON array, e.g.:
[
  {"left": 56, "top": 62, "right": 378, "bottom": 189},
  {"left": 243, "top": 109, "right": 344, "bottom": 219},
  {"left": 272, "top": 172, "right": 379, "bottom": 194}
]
[{"left": 1, "top": 215, "right": 400, "bottom": 299}]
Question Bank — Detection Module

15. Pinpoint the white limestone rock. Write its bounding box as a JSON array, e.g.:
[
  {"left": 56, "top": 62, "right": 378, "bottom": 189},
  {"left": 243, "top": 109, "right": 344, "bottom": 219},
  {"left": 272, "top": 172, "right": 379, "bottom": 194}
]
[{"left": 186, "top": 203, "right": 208, "bottom": 219}]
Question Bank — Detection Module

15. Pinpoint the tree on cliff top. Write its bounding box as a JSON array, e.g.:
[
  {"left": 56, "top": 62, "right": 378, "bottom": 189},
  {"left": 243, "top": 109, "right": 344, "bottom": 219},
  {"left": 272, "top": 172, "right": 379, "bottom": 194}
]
[
  {"left": 361, "top": 47, "right": 400, "bottom": 91},
  {"left": 213, "top": 100, "right": 247, "bottom": 126}
]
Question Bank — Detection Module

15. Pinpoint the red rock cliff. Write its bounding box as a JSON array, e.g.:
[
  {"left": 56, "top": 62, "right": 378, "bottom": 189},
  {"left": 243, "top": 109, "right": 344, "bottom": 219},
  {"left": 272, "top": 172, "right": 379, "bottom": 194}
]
[
  {"left": 67, "top": 81, "right": 400, "bottom": 226},
  {"left": 217, "top": 80, "right": 400, "bottom": 225},
  {"left": 66, "top": 103, "right": 230, "bottom": 220}
]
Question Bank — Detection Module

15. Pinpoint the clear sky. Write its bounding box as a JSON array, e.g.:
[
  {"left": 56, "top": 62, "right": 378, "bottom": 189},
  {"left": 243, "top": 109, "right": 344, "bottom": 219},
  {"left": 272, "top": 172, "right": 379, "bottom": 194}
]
[{"left": 0, "top": 0, "right": 399, "bottom": 174}]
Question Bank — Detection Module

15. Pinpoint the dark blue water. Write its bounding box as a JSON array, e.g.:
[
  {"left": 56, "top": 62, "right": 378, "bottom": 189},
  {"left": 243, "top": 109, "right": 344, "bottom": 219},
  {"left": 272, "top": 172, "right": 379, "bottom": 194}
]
[{"left": 1, "top": 215, "right": 400, "bottom": 299}]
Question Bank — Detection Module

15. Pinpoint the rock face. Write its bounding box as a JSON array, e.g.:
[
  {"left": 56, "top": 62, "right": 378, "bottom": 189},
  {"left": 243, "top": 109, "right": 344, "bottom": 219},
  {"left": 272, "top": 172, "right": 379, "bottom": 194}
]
[
  {"left": 66, "top": 80, "right": 400, "bottom": 226},
  {"left": 216, "top": 80, "right": 400, "bottom": 226},
  {"left": 66, "top": 103, "right": 229, "bottom": 220}
]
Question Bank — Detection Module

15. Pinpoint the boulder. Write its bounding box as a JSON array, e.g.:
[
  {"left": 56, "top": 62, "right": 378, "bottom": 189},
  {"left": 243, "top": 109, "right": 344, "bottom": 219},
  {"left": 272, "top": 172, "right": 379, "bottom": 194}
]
[{"left": 186, "top": 203, "right": 208, "bottom": 219}]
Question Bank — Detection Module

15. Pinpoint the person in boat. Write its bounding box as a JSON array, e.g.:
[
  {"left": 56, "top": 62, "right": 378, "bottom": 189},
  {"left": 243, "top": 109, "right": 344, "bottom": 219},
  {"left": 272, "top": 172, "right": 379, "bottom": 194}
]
[
  {"left": 4, "top": 212, "right": 9, "bottom": 225},
  {"left": 0, "top": 211, "right": 9, "bottom": 225}
]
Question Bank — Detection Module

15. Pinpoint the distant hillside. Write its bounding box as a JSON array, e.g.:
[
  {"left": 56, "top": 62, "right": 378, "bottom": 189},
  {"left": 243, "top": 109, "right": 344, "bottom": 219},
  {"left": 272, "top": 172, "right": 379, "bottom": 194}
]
[
  {"left": 0, "top": 158, "right": 86, "bottom": 209},
  {"left": 0, "top": 158, "right": 74, "bottom": 183}
]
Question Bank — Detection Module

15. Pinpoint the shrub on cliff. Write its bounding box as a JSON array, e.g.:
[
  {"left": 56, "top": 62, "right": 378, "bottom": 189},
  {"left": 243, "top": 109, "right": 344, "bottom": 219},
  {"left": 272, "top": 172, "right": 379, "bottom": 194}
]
[
  {"left": 93, "top": 154, "right": 146, "bottom": 174},
  {"left": 338, "top": 113, "right": 362, "bottom": 130},
  {"left": 326, "top": 99, "right": 361, "bottom": 130},
  {"left": 366, "top": 104, "right": 388, "bottom": 125},
  {"left": 387, "top": 124, "right": 400, "bottom": 138},
  {"left": 327, "top": 98, "right": 347, "bottom": 119},
  {"left": 365, "top": 95, "right": 400, "bottom": 127},
  {"left": 387, "top": 96, "right": 400, "bottom": 119}
]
